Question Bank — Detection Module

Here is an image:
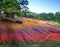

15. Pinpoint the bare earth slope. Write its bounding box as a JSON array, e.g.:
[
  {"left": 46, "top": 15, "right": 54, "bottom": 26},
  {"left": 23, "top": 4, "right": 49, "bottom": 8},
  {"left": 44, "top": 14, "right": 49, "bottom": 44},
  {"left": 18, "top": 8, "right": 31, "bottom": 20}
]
[{"left": 0, "top": 18, "right": 60, "bottom": 43}]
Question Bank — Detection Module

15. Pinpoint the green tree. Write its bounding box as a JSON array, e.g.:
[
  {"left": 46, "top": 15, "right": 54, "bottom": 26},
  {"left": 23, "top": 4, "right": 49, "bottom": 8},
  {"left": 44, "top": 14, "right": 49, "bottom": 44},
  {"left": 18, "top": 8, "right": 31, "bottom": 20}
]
[
  {"left": 39, "top": 13, "right": 47, "bottom": 20},
  {"left": 47, "top": 13, "right": 54, "bottom": 20},
  {"left": 19, "top": 0, "right": 29, "bottom": 17},
  {"left": 0, "top": 0, "right": 26, "bottom": 19},
  {"left": 55, "top": 12, "right": 60, "bottom": 22},
  {"left": 4, "top": 0, "right": 21, "bottom": 18}
]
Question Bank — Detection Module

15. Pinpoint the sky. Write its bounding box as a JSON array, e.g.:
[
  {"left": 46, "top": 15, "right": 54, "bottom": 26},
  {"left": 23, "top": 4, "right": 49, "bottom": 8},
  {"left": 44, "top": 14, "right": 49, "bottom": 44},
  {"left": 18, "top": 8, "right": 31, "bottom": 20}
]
[{"left": 28, "top": 0, "right": 60, "bottom": 13}]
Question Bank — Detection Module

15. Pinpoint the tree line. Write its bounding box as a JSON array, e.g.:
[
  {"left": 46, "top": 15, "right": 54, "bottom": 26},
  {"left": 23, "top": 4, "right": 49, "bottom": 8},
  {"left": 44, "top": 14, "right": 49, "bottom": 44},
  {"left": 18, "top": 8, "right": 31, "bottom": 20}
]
[{"left": 26, "top": 12, "right": 60, "bottom": 22}]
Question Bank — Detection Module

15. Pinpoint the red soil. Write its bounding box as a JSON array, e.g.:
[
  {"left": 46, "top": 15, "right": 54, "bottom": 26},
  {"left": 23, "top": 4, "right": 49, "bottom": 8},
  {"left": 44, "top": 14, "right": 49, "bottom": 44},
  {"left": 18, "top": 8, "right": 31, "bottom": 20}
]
[{"left": 0, "top": 18, "right": 60, "bottom": 43}]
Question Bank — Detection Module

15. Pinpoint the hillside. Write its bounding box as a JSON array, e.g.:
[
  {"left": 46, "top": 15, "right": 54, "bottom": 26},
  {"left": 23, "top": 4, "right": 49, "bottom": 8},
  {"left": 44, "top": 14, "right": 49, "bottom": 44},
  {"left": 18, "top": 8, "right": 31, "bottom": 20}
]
[{"left": 0, "top": 18, "right": 60, "bottom": 43}]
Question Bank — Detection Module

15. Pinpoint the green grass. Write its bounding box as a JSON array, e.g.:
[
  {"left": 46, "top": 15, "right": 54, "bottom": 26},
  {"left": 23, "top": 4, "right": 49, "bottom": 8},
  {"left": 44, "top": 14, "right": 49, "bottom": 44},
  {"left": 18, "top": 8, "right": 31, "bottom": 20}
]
[
  {"left": 49, "top": 21, "right": 60, "bottom": 26},
  {"left": 0, "top": 41, "right": 60, "bottom": 47}
]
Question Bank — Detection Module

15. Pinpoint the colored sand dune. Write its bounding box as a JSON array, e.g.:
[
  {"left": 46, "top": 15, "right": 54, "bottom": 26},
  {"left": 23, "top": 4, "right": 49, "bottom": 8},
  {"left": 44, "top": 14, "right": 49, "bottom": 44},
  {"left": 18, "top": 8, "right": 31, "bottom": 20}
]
[{"left": 0, "top": 18, "right": 60, "bottom": 43}]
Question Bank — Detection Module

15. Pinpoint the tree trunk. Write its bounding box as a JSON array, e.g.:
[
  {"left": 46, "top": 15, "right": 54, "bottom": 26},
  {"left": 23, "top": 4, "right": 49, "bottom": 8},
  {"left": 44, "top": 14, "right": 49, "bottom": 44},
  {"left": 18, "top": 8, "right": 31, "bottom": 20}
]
[
  {"left": 5, "top": 13, "right": 15, "bottom": 19},
  {"left": 4, "top": 12, "right": 23, "bottom": 24}
]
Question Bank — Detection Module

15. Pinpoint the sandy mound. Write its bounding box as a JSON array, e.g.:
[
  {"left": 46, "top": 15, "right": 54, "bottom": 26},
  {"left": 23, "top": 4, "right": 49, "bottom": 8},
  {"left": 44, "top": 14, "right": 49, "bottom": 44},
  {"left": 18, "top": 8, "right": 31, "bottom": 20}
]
[{"left": 0, "top": 18, "right": 60, "bottom": 43}]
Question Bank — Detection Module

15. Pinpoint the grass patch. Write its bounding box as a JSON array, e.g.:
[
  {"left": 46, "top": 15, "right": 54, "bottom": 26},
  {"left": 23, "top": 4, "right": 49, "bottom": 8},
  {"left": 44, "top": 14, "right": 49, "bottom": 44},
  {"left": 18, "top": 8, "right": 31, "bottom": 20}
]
[
  {"left": 0, "top": 41, "right": 60, "bottom": 47},
  {"left": 49, "top": 21, "right": 60, "bottom": 26}
]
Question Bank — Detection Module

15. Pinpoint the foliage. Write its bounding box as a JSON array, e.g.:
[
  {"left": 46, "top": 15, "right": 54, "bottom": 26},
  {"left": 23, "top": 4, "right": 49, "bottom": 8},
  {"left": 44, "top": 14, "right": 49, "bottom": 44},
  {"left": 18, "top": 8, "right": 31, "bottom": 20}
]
[
  {"left": 0, "top": 0, "right": 20, "bottom": 13},
  {"left": 50, "top": 21, "right": 60, "bottom": 26},
  {"left": 0, "top": 0, "right": 29, "bottom": 18},
  {"left": 19, "top": 0, "right": 29, "bottom": 11},
  {"left": 26, "top": 12, "right": 60, "bottom": 22},
  {"left": 19, "top": 0, "right": 29, "bottom": 16},
  {"left": 0, "top": 41, "right": 60, "bottom": 47}
]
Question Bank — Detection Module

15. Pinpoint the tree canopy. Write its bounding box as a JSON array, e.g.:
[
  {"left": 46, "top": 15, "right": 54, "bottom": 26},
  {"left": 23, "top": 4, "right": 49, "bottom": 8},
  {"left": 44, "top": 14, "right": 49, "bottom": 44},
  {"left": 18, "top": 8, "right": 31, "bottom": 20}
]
[{"left": 0, "top": 0, "right": 29, "bottom": 19}]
